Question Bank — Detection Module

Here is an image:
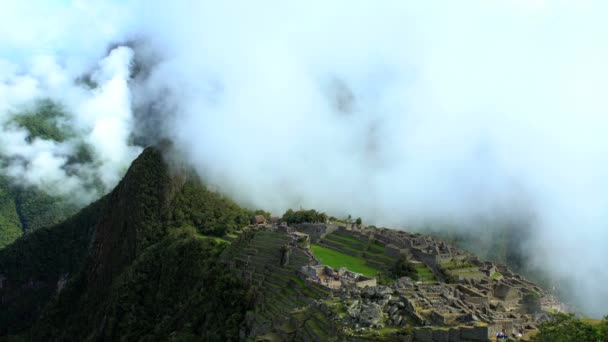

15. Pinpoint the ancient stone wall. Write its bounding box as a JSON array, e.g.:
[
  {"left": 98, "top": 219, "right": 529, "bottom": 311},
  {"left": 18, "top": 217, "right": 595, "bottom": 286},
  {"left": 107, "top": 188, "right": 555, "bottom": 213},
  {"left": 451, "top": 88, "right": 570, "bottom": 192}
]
[
  {"left": 294, "top": 223, "right": 338, "bottom": 243},
  {"left": 414, "top": 326, "right": 489, "bottom": 342},
  {"left": 355, "top": 278, "right": 377, "bottom": 288},
  {"left": 384, "top": 244, "right": 403, "bottom": 259}
]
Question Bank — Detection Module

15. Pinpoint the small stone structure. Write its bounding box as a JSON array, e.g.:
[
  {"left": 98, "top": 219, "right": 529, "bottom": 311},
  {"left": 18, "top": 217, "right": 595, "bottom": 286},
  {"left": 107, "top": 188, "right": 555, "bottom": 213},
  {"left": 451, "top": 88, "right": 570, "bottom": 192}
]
[
  {"left": 293, "top": 223, "right": 339, "bottom": 243},
  {"left": 254, "top": 215, "right": 267, "bottom": 225},
  {"left": 299, "top": 265, "right": 376, "bottom": 290}
]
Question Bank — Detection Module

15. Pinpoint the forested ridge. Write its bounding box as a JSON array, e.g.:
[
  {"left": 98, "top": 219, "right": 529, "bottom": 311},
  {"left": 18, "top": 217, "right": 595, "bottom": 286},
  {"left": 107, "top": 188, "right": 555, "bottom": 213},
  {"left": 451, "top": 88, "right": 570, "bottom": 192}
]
[{"left": 0, "top": 146, "right": 256, "bottom": 340}]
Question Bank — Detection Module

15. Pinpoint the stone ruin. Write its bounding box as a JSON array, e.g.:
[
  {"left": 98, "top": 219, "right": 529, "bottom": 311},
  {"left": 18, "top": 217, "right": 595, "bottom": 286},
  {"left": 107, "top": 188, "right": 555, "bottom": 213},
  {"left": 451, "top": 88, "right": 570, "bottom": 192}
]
[
  {"left": 252, "top": 221, "right": 565, "bottom": 340},
  {"left": 328, "top": 226, "right": 566, "bottom": 340},
  {"left": 299, "top": 265, "right": 377, "bottom": 290}
]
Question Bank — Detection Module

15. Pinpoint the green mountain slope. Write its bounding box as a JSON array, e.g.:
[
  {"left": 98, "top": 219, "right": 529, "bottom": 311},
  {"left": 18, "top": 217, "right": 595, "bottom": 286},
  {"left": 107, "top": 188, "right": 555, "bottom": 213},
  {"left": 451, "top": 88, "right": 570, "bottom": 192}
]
[
  {"left": 0, "top": 195, "right": 106, "bottom": 335},
  {"left": 1, "top": 146, "right": 255, "bottom": 340},
  {"left": 0, "top": 178, "right": 22, "bottom": 249},
  {"left": 0, "top": 176, "right": 79, "bottom": 249}
]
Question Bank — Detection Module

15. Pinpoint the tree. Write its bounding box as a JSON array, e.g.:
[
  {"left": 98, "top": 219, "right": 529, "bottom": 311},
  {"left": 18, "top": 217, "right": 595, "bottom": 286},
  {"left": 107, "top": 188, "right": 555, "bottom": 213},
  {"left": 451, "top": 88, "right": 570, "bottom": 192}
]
[
  {"left": 281, "top": 208, "right": 328, "bottom": 224},
  {"left": 392, "top": 257, "right": 417, "bottom": 279},
  {"left": 355, "top": 217, "right": 362, "bottom": 226},
  {"left": 533, "top": 313, "right": 608, "bottom": 342}
]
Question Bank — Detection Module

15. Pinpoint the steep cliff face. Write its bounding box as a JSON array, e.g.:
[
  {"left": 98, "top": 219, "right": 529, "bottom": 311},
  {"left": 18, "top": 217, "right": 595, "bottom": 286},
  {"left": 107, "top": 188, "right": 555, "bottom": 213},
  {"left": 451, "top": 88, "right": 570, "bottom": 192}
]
[
  {"left": 0, "top": 146, "right": 253, "bottom": 340},
  {"left": 0, "top": 147, "right": 171, "bottom": 337},
  {"left": 85, "top": 147, "right": 174, "bottom": 297},
  {"left": 25, "top": 147, "right": 176, "bottom": 339}
]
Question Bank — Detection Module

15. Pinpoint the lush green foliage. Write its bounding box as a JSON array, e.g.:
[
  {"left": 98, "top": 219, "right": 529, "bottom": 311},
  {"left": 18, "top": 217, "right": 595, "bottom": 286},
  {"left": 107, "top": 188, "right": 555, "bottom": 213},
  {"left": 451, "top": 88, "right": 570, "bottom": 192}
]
[
  {"left": 311, "top": 244, "right": 380, "bottom": 276},
  {"left": 533, "top": 313, "right": 608, "bottom": 342},
  {"left": 170, "top": 178, "right": 252, "bottom": 236},
  {"left": 0, "top": 196, "right": 106, "bottom": 336},
  {"left": 282, "top": 208, "right": 327, "bottom": 224},
  {"left": 13, "top": 185, "right": 78, "bottom": 232},
  {"left": 392, "top": 256, "right": 417, "bottom": 278},
  {"left": 0, "top": 175, "right": 78, "bottom": 249},
  {"left": 0, "top": 178, "right": 22, "bottom": 248},
  {"left": 2, "top": 147, "right": 258, "bottom": 340},
  {"left": 9, "top": 99, "right": 71, "bottom": 142},
  {"left": 0, "top": 99, "right": 87, "bottom": 249},
  {"left": 33, "top": 227, "right": 250, "bottom": 341}
]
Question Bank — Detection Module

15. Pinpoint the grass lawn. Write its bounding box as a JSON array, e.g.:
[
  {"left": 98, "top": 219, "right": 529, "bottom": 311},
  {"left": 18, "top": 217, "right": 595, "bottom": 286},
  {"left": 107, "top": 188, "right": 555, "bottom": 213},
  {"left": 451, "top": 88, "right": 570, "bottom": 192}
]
[
  {"left": 581, "top": 318, "right": 604, "bottom": 325},
  {"left": 326, "top": 233, "right": 367, "bottom": 248},
  {"left": 368, "top": 242, "right": 385, "bottom": 254},
  {"left": 198, "top": 234, "right": 229, "bottom": 244},
  {"left": 311, "top": 245, "right": 380, "bottom": 277},
  {"left": 491, "top": 272, "right": 503, "bottom": 280},
  {"left": 321, "top": 239, "right": 363, "bottom": 255}
]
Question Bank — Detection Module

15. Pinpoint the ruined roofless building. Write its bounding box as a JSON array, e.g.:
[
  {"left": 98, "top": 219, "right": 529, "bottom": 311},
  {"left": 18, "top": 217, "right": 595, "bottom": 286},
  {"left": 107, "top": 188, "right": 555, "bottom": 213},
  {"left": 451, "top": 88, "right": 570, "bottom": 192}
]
[{"left": 254, "top": 215, "right": 267, "bottom": 225}]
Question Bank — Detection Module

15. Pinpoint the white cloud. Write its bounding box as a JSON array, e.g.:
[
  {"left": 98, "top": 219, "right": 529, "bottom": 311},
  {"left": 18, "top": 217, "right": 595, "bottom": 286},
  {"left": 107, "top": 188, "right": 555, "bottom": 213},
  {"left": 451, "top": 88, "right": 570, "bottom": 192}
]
[{"left": 3, "top": 0, "right": 608, "bottom": 316}]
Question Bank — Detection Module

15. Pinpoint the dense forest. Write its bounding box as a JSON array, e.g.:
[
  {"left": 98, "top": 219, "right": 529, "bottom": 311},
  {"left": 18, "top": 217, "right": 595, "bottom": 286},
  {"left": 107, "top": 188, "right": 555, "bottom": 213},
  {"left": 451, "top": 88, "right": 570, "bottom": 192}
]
[
  {"left": 0, "top": 147, "right": 257, "bottom": 340},
  {"left": 169, "top": 178, "right": 253, "bottom": 236},
  {"left": 281, "top": 208, "right": 328, "bottom": 224},
  {"left": 0, "top": 175, "right": 78, "bottom": 249},
  {"left": 0, "top": 196, "right": 106, "bottom": 335},
  {"left": 533, "top": 313, "right": 608, "bottom": 342}
]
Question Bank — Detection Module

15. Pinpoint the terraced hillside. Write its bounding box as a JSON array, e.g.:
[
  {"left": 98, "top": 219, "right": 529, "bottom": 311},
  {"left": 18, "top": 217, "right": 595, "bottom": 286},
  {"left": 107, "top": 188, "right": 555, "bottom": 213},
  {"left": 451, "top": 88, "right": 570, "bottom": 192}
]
[
  {"left": 317, "top": 230, "right": 398, "bottom": 272},
  {"left": 438, "top": 259, "right": 486, "bottom": 282},
  {"left": 410, "top": 260, "right": 436, "bottom": 283},
  {"left": 231, "top": 229, "right": 339, "bottom": 341}
]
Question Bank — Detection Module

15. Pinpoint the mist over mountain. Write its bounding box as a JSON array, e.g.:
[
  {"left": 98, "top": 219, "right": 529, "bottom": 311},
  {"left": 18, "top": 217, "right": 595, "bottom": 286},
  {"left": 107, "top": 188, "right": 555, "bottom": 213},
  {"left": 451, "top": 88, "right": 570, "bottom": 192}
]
[{"left": 2, "top": 1, "right": 608, "bottom": 317}]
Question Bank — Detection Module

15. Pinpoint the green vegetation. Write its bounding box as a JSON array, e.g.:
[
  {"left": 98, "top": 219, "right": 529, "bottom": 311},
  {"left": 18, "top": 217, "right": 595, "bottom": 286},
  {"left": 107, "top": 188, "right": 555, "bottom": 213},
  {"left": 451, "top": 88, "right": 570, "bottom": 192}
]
[
  {"left": 169, "top": 178, "right": 252, "bottom": 236},
  {"left": 282, "top": 208, "right": 327, "bottom": 224},
  {"left": 392, "top": 256, "right": 416, "bottom": 278},
  {"left": 436, "top": 259, "right": 482, "bottom": 283},
  {"left": 13, "top": 185, "right": 78, "bottom": 232},
  {"left": 311, "top": 244, "right": 380, "bottom": 277},
  {"left": 316, "top": 232, "right": 397, "bottom": 282},
  {"left": 391, "top": 257, "right": 435, "bottom": 282},
  {"left": 0, "top": 98, "right": 96, "bottom": 249},
  {"left": 34, "top": 226, "right": 250, "bottom": 341},
  {"left": 416, "top": 266, "right": 433, "bottom": 277},
  {"left": 328, "top": 232, "right": 366, "bottom": 248},
  {"left": 0, "top": 195, "right": 107, "bottom": 335},
  {"left": 439, "top": 260, "right": 475, "bottom": 271},
  {"left": 532, "top": 313, "right": 608, "bottom": 342},
  {"left": 0, "top": 175, "right": 78, "bottom": 249},
  {"left": 368, "top": 242, "right": 385, "bottom": 254},
  {"left": 12, "top": 145, "right": 601, "bottom": 341},
  {"left": 0, "top": 178, "right": 22, "bottom": 248},
  {"left": 9, "top": 99, "right": 71, "bottom": 142},
  {"left": 0, "top": 147, "right": 264, "bottom": 340}
]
